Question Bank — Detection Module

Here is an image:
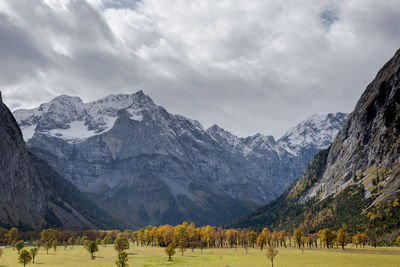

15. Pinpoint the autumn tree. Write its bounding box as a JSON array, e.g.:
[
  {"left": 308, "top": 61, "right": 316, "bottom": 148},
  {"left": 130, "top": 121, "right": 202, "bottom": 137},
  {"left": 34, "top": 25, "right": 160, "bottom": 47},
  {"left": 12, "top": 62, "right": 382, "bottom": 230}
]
[
  {"left": 278, "top": 230, "right": 286, "bottom": 247},
  {"left": 0, "top": 248, "right": 3, "bottom": 259},
  {"left": 114, "top": 236, "right": 130, "bottom": 252},
  {"left": 52, "top": 239, "right": 58, "bottom": 252},
  {"left": 359, "top": 233, "right": 368, "bottom": 248},
  {"left": 396, "top": 235, "right": 400, "bottom": 246},
  {"left": 68, "top": 237, "right": 75, "bottom": 248},
  {"left": 266, "top": 244, "right": 279, "bottom": 267},
  {"left": 248, "top": 231, "right": 257, "bottom": 248},
  {"left": 352, "top": 234, "right": 361, "bottom": 248},
  {"left": 102, "top": 236, "right": 112, "bottom": 247},
  {"left": 40, "top": 229, "right": 56, "bottom": 245},
  {"left": 87, "top": 241, "right": 99, "bottom": 259},
  {"left": 188, "top": 223, "right": 200, "bottom": 251},
  {"left": 203, "top": 225, "right": 216, "bottom": 248},
  {"left": 175, "top": 223, "right": 189, "bottom": 256},
  {"left": 336, "top": 229, "right": 349, "bottom": 250},
  {"left": 165, "top": 243, "right": 176, "bottom": 261},
  {"left": 29, "top": 248, "right": 38, "bottom": 263},
  {"left": 318, "top": 228, "right": 335, "bottom": 249},
  {"left": 226, "top": 229, "right": 238, "bottom": 248},
  {"left": 44, "top": 242, "right": 52, "bottom": 254},
  {"left": 293, "top": 227, "right": 304, "bottom": 249},
  {"left": 115, "top": 251, "right": 129, "bottom": 267},
  {"left": 15, "top": 240, "right": 24, "bottom": 254},
  {"left": 18, "top": 249, "right": 32, "bottom": 267},
  {"left": 257, "top": 228, "right": 270, "bottom": 250},
  {"left": 216, "top": 227, "right": 226, "bottom": 248},
  {"left": 8, "top": 227, "right": 19, "bottom": 245}
]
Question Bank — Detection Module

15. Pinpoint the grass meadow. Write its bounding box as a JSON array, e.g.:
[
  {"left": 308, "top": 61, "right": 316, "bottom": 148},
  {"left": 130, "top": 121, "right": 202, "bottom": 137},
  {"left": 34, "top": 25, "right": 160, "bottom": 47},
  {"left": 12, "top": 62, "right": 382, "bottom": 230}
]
[{"left": 1, "top": 244, "right": 400, "bottom": 266}]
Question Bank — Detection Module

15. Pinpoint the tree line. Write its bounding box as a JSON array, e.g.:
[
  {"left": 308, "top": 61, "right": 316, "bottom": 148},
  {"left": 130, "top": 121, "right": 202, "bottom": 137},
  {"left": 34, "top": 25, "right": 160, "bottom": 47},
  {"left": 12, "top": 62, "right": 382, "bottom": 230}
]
[{"left": 0, "top": 223, "right": 400, "bottom": 266}]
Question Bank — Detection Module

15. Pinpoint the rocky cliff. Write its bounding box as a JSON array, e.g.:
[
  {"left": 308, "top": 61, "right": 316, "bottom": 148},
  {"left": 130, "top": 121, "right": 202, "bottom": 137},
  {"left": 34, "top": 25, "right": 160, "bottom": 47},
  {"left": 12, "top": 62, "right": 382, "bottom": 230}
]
[{"left": 231, "top": 49, "right": 400, "bottom": 234}]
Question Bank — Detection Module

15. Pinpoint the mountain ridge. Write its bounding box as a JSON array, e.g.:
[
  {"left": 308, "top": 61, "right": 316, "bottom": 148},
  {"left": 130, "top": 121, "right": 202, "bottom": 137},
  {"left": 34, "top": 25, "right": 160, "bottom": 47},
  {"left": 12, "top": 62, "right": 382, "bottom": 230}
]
[{"left": 13, "top": 91, "right": 347, "bottom": 227}]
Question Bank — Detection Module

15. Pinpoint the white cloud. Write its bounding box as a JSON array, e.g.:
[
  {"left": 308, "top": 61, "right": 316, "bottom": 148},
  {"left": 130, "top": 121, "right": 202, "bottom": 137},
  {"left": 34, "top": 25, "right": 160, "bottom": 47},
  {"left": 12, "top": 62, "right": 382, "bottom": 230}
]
[{"left": 0, "top": 0, "right": 399, "bottom": 137}]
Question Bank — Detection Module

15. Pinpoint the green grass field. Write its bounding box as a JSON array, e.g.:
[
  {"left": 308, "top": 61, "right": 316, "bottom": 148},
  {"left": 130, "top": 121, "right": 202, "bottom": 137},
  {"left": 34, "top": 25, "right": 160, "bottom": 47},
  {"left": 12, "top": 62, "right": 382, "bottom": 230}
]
[{"left": 1, "top": 244, "right": 400, "bottom": 267}]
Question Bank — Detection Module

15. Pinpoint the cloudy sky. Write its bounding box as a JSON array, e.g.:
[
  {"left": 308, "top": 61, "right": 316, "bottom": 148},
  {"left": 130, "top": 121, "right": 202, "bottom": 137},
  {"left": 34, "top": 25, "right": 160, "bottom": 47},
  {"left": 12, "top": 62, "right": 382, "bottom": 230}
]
[{"left": 0, "top": 0, "right": 399, "bottom": 137}]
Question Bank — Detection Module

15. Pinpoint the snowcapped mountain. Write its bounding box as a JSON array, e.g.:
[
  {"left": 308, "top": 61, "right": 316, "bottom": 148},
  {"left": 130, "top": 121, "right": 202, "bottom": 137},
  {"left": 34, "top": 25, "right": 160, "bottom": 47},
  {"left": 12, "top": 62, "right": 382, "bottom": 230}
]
[
  {"left": 277, "top": 113, "right": 348, "bottom": 156},
  {"left": 13, "top": 91, "right": 347, "bottom": 227},
  {"left": 14, "top": 91, "right": 152, "bottom": 143}
]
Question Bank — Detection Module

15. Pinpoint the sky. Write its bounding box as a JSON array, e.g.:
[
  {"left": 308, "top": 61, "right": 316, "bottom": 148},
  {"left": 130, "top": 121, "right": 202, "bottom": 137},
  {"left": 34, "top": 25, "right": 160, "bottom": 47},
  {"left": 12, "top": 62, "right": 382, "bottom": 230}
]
[{"left": 0, "top": 0, "right": 399, "bottom": 137}]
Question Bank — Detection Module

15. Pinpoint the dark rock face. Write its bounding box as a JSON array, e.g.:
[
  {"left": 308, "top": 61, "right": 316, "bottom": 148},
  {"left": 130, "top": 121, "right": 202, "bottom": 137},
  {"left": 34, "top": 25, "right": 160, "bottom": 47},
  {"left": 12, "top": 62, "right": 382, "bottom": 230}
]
[
  {"left": 0, "top": 92, "right": 116, "bottom": 230},
  {"left": 13, "top": 91, "right": 346, "bottom": 227},
  {"left": 298, "top": 49, "right": 400, "bottom": 203}
]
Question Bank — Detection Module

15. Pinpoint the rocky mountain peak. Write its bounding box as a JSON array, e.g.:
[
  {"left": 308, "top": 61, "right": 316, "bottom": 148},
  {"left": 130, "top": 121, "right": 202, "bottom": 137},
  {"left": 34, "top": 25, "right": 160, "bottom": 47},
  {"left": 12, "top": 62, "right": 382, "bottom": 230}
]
[
  {"left": 13, "top": 90, "right": 159, "bottom": 143},
  {"left": 277, "top": 112, "right": 348, "bottom": 156}
]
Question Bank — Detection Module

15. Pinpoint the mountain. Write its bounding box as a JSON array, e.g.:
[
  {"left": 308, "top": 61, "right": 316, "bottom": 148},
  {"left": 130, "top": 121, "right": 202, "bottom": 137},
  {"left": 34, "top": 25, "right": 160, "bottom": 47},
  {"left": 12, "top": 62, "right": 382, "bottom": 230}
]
[
  {"left": 0, "top": 92, "right": 118, "bottom": 230},
  {"left": 13, "top": 91, "right": 346, "bottom": 227},
  {"left": 231, "top": 49, "right": 400, "bottom": 234},
  {"left": 207, "top": 112, "right": 348, "bottom": 200}
]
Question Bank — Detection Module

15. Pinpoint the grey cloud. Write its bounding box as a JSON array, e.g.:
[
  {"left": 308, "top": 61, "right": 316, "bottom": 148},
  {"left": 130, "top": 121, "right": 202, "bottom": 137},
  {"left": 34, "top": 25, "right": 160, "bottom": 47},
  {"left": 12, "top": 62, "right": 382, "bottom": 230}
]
[
  {"left": 102, "top": 0, "right": 141, "bottom": 10},
  {"left": 0, "top": 12, "right": 49, "bottom": 85},
  {"left": 1, "top": 0, "right": 400, "bottom": 137}
]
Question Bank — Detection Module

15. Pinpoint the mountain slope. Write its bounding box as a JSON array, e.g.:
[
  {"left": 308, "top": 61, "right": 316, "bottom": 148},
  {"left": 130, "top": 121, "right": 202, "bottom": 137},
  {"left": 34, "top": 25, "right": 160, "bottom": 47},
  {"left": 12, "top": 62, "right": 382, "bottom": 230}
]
[
  {"left": 231, "top": 49, "right": 400, "bottom": 234},
  {"left": 13, "top": 91, "right": 346, "bottom": 227},
  {"left": 0, "top": 92, "right": 117, "bottom": 230}
]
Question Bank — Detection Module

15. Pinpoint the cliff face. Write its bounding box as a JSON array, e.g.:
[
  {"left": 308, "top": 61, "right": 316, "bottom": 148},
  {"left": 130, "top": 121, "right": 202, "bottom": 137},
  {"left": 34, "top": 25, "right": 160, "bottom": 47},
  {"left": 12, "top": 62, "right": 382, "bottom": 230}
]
[
  {"left": 0, "top": 91, "right": 46, "bottom": 229},
  {"left": 302, "top": 49, "right": 400, "bottom": 204},
  {"left": 231, "top": 49, "right": 400, "bottom": 233},
  {"left": 0, "top": 92, "right": 117, "bottom": 230}
]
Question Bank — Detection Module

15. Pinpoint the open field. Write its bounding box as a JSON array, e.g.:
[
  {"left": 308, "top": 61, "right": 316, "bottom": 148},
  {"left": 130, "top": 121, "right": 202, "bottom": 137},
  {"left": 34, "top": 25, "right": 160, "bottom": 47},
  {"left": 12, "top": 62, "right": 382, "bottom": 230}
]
[{"left": 1, "top": 245, "right": 400, "bottom": 267}]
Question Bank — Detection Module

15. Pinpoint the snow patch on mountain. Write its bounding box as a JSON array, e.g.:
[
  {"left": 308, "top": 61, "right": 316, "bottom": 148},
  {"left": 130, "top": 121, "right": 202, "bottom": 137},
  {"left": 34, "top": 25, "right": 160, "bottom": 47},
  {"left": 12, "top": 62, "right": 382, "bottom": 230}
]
[
  {"left": 48, "top": 119, "right": 117, "bottom": 143},
  {"left": 277, "top": 112, "right": 348, "bottom": 156},
  {"left": 21, "top": 124, "right": 37, "bottom": 142},
  {"left": 14, "top": 91, "right": 153, "bottom": 143}
]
